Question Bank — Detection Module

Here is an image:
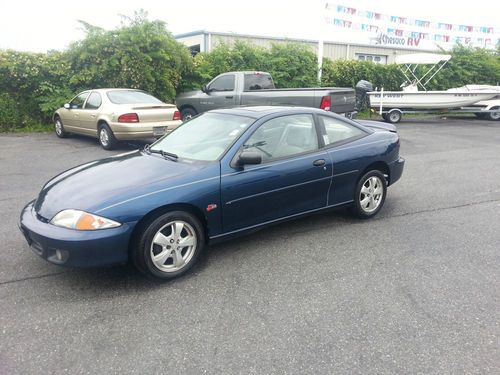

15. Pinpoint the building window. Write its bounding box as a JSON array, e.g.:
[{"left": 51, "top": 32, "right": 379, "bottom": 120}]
[
  {"left": 188, "top": 44, "right": 201, "bottom": 56},
  {"left": 356, "top": 54, "right": 387, "bottom": 64}
]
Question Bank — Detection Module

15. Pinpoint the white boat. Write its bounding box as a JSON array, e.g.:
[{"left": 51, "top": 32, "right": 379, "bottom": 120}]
[
  {"left": 366, "top": 53, "right": 499, "bottom": 122},
  {"left": 368, "top": 90, "right": 497, "bottom": 110}
]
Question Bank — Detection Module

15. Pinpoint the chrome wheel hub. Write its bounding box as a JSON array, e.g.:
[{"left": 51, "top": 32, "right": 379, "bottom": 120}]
[
  {"left": 55, "top": 120, "right": 62, "bottom": 135},
  {"left": 99, "top": 128, "right": 109, "bottom": 146},
  {"left": 150, "top": 221, "right": 197, "bottom": 272},
  {"left": 359, "top": 176, "right": 383, "bottom": 213}
]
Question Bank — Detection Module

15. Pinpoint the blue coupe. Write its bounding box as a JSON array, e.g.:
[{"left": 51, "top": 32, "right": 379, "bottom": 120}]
[{"left": 20, "top": 107, "right": 404, "bottom": 279}]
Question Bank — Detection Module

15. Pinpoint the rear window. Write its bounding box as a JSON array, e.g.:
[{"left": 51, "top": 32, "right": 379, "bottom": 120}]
[
  {"left": 106, "top": 90, "right": 163, "bottom": 104},
  {"left": 244, "top": 74, "right": 274, "bottom": 91}
]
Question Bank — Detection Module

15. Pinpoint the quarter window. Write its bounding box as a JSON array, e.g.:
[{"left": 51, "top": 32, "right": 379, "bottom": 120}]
[
  {"left": 70, "top": 92, "right": 89, "bottom": 109},
  {"left": 320, "top": 116, "right": 366, "bottom": 145},
  {"left": 209, "top": 75, "right": 235, "bottom": 92},
  {"left": 244, "top": 114, "right": 318, "bottom": 162},
  {"left": 85, "top": 92, "right": 102, "bottom": 109}
]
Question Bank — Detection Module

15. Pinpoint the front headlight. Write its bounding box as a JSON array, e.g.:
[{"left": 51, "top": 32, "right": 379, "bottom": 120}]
[{"left": 50, "top": 209, "right": 121, "bottom": 230}]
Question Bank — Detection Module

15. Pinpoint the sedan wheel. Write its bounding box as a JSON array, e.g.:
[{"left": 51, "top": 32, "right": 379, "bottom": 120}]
[
  {"left": 54, "top": 117, "right": 68, "bottom": 138},
  {"left": 150, "top": 221, "right": 197, "bottom": 273},
  {"left": 133, "top": 211, "right": 205, "bottom": 279},
  {"left": 353, "top": 170, "right": 387, "bottom": 218},
  {"left": 98, "top": 124, "right": 118, "bottom": 150}
]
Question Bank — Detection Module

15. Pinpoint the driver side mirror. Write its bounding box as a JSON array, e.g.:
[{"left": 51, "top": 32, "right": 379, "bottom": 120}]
[
  {"left": 237, "top": 151, "right": 262, "bottom": 166},
  {"left": 202, "top": 85, "right": 209, "bottom": 93},
  {"left": 64, "top": 103, "right": 70, "bottom": 109}
]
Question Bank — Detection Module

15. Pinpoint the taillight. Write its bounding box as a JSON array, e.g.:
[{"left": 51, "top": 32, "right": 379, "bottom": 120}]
[
  {"left": 118, "top": 113, "right": 139, "bottom": 123},
  {"left": 173, "top": 111, "right": 181, "bottom": 121},
  {"left": 320, "top": 95, "right": 331, "bottom": 111}
]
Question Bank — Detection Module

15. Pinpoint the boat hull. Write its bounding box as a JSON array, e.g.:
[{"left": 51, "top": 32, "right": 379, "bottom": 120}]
[{"left": 368, "top": 91, "right": 498, "bottom": 110}]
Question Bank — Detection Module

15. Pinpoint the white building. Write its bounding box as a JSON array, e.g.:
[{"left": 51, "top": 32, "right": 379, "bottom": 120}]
[{"left": 175, "top": 30, "right": 436, "bottom": 65}]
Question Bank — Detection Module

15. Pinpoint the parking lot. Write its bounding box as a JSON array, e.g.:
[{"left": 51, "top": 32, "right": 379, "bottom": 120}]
[{"left": 0, "top": 117, "right": 499, "bottom": 374}]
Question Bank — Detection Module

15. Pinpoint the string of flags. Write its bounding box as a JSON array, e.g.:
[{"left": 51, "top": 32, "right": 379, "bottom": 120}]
[
  {"left": 328, "top": 3, "right": 497, "bottom": 34},
  {"left": 324, "top": 4, "right": 499, "bottom": 47}
]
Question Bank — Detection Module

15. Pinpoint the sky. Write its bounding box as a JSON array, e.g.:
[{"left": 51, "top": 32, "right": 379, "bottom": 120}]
[{"left": 0, "top": 0, "right": 499, "bottom": 52}]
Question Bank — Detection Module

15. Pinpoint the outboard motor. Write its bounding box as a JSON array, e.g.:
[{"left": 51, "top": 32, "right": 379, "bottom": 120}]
[{"left": 355, "top": 80, "right": 373, "bottom": 112}]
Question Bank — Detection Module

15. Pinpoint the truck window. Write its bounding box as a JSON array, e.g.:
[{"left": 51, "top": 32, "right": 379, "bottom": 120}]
[
  {"left": 244, "top": 74, "right": 274, "bottom": 90},
  {"left": 208, "top": 75, "right": 235, "bottom": 92}
]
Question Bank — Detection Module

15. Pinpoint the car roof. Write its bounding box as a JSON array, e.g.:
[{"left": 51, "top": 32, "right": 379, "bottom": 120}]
[{"left": 210, "top": 106, "right": 330, "bottom": 118}]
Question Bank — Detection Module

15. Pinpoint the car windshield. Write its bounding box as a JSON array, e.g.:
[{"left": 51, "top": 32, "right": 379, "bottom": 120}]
[
  {"left": 106, "top": 90, "right": 163, "bottom": 104},
  {"left": 151, "top": 113, "right": 254, "bottom": 161}
]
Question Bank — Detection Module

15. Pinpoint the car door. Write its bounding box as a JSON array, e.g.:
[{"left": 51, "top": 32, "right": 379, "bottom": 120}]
[
  {"left": 221, "top": 113, "right": 332, "bottom": 233},
  {"left": 200, "top": 74, "right": 237, "bottom": 112},
  {"left": 64, "top": 91, "right": 90, "bottom": 133},
  {"left": 318, "top": 115, "right": 370, "bottom": 205},
  {"left": 79, "top": 91, "right": 102, "bottom": 136}
]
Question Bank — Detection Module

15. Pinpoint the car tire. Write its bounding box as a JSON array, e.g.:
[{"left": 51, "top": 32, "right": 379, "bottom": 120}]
[
  {"left": 132, "top": 211, "right": 205, "bottom": 280},
  {"left": 386, "top": 109, "right": 402, "bottom": 124},
  {"left": 180, "top": 108, "right": 197, "bottom": 121},
  {"left": 474, "top": 112, "right": 486, "bottom": 119},
  {"left": 54, "top": 116, "right": 68, "bottom": 138},
  {"left": 98, "top": 123, "right": 118, "bottom": 150},
  {"left": 486, "top": 106, "right": 500, "bottom": 121},
  {"left": 352, "top": 170, "right": 387, "bottom": 219}
]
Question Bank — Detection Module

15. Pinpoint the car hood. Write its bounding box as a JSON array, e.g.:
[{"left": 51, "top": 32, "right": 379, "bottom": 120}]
[{"left": 34, "top": 150, "right": 209, "bottom": 220}]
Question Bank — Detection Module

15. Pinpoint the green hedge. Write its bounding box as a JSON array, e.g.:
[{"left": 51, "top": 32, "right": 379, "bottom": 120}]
[{"left": 1, "top": 12, "right": 499, "bottom": 132}]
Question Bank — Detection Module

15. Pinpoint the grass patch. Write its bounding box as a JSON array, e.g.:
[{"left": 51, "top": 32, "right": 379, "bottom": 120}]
[{"left": 1, "top": 124, "right": 52, "bottom": 133}]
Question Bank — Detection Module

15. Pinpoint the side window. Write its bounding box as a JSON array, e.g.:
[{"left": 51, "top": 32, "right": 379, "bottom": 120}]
[
  {"left": 70, "top": 92, "right": 89, "bottom": 109},
  {"left": 209, "top": 75, "right": 235, "bottom": 92},
  {"left": 85, "top": 92, "right": 102, "bottom": 109},
  {"left": 244, "top": 74, "right": 274, "bottom": 90},
  {"left": 320, "top": 116, "right": 366, "bottom": 145},
  {"left": 243, "top": 114, "right": 318, "bottom": 162}
]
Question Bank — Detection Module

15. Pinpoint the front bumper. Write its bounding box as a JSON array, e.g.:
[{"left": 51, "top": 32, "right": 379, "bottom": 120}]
[
  {"left": 388, "top": 157, "right": 405, "bottom": 186},
  {"left": 110, "top": 120, "right": 183, "bottom": 140},
  {"left": 19, "top": 202, "right": 135, "bottom": 268}
]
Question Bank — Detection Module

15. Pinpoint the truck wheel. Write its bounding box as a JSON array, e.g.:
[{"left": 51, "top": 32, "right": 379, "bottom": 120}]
[
  {"left": 486, "top": 106, "right": 500, "bottom": 121},
  {"left": 386, "top": 109, "right": 402, "bottom": 124},
  {"left": 181, "top": 108, "right": 197, "bottom": 121}
]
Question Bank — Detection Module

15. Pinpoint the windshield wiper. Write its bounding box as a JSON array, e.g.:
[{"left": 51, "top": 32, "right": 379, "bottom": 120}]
[{"left": 143, "top": 144, "right": 178, "bottom": 161}]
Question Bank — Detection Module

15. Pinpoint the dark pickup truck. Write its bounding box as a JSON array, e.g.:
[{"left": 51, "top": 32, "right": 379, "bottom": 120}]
[{"left": 175, "top": 71, "right": 356, "bottom": 120}]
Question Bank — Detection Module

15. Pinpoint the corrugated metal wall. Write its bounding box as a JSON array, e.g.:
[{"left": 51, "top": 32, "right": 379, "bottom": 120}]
[{"left": 208, "top": 33, "right": 432, "bottom": 64}]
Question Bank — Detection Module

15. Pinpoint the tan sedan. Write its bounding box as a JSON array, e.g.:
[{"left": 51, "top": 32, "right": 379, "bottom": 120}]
[{"left": 54, "top": 89, "right": 183, "bottom": 149}]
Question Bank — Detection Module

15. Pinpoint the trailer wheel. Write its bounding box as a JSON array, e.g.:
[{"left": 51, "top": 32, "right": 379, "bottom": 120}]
[
  {"left": 486, "top": 106, "right": 500, "bottom": 121},
  {"left": 385, "top": 109, "right": 402, "bottom": 124}
]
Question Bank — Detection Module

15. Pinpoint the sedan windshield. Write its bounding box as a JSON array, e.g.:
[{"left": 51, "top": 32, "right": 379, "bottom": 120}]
[
  {"left": 151, "top": 113, "right": 254, "bottom": 161},
  {"left": 106, "top": 90, "right": 163, "bottom": 104}
]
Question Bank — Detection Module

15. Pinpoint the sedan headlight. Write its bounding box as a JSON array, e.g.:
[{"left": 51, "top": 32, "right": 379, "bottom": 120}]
[{"left": 50, "top": 209, "right": 121, "bottom": 230}]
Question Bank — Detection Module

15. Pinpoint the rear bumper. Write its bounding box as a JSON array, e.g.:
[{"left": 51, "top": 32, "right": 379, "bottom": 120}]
[
  {"left": 110, "top": 120, "right": 183, "bottom": 140},
  {"left": 19, "top": 202, "right": 135, "bottom": 268},
  {"left": 388, "top": 157, "right": 405, "bottom": 186}
]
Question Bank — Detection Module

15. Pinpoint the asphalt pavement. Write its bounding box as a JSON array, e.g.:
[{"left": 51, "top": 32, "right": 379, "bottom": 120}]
[{"left": 0, "top": 117, "right": 499, "bottom": 374}]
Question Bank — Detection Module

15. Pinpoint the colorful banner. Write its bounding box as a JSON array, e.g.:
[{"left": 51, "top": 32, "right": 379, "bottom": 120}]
[
  {"left": 324, "top": 3, "right": 500, "bottom": 49},
  {"left": 329, "top": 3, "right": 497, "bottom": 34}
]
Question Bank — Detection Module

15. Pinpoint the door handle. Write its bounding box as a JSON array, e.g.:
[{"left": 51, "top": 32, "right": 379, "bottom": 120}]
[
  {"left": 225, "top": 96, "right": 234, "bottom": 99},
  {"left": 313, "top": 159, "right": 326, "bottom": 167},
  {"left": 90, "top": 114, "right": 96, "bottom": 118}
]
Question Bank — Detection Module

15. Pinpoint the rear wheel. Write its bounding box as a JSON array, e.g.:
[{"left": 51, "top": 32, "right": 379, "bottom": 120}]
[
  {"left": 352, "top": 170, "right": 387, "bottom": 219},
  {"left": 54, "top": 116, "right": 68, "bottom": 138},
  {"left": 180, "top": 108, "right": 197, "bottom": 121},
  {"left": 132, "top": 211, "right": 205, "bottom": 280},
  {"left": 98, "top": 123, "right": 118, "bottom": 150},
  {"left": 486, "top": 106, "right": 500, "bottom": 121}
]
